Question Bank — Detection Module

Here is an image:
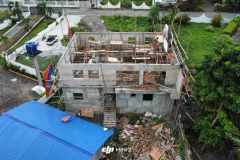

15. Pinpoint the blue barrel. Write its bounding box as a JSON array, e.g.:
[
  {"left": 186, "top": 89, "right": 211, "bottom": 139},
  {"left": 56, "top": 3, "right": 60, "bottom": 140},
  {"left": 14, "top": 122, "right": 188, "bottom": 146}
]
[{"left": 26, "top": 42, "right": 38, "bottom": 57}]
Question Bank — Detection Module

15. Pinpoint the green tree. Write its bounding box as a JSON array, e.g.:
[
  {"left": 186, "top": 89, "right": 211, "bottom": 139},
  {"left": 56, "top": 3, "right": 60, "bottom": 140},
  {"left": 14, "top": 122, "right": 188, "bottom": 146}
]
[
  {"left": 192, "top": 35, "right": 240, "bottom": 147},
  {"left": 8, "top": 1, "right": 14, "bottom": 11},
  {"left": 37, "top": 1, "right": 47, "bottom": 16},
  {"left": 148, "top": 5, "right": 159, "bottom": 31}
]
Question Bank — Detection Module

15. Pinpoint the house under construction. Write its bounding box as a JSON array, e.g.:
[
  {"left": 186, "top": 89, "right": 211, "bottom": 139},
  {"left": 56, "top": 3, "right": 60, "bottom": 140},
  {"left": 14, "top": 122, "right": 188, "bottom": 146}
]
[{"left": 58, "top": 30, "right": 184, "bottom": 126}]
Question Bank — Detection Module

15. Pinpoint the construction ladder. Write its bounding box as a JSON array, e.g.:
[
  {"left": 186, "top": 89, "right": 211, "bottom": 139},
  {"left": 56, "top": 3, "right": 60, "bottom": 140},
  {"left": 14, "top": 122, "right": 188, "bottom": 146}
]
[{"left": 100, "top": 64, "right": 117, "bottom": 128}]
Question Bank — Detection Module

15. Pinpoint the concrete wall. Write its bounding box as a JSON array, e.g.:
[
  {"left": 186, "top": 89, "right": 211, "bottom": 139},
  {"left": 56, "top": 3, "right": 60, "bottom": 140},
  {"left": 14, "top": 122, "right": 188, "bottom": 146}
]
[
  {"left": 75, "top": 32, "right": 156, "bottom": 47},
  {"left": 63, "top": 87, "right": 103, "bottom": 112},
  {"left": 58, "top": 32, "right": 182, "bottom": 115},
  {"left": 62, "top": 87, "right": 174, "bottom": 115},
  {"left": 59, "top": 63, "right": 180, "bottom": 87},
  {"left": 116, "top": 89, "right": 174, "bottom": 115}
]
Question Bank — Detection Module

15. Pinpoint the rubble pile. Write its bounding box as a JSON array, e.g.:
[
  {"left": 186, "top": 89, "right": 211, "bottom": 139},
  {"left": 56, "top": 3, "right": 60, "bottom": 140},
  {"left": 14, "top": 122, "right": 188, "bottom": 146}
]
[{"left": 119, "top": 112, "right": 180, "bottom": 160}]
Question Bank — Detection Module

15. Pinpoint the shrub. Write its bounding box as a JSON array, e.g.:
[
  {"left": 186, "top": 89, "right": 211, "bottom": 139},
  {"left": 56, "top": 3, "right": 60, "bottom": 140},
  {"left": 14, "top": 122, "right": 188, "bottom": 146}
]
[
  {"left": 0, "top": 55, "right": 7, "bottom": 69},
  {"left": 121, "top": 0, "right": 132, "bottom": 8},
  {"left": 211, "top": 14, "right": 222, "bottom": 27},
  {"left": 175, "top": 14, "right": 191, "bottom": 25},
  {"left": 235, "top": 46, "right": 240, "bottom": 52},
  {"left": 223, "top": 16, "right": 240, "bottom": 35},
  {"left": 223, "top": 21, "right": 238, "bottom": 35},
  {"left": 109, "top": 0, "right": 119, "bottom": 5},
  {"left": 100, "top": 0, "right": 108, "bottom": 5},
  {"left": 145, "top": 0, "right": 152, "bottom": 6},
  {"left": 205, "top": 25, "right": 215, "bottom": 32},
  {"left": 133, "top": 0, "right": 144, "bottom": 6},
  {"left": 178, "top": 0, "right": 202, "bottom": 11}
]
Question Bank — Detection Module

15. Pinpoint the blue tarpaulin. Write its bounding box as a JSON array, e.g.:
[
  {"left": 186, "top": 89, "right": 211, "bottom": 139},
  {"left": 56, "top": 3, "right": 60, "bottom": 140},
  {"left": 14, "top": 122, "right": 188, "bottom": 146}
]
[{"left": 0, "top": 101, "right": 114, "bottom": 160}]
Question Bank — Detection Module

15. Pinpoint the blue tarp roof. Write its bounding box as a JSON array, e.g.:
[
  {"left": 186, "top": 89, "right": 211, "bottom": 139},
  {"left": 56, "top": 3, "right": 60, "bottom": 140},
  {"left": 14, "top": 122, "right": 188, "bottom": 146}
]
[{"left": 0, "top": 101, "right": 113, "bottom": 160}]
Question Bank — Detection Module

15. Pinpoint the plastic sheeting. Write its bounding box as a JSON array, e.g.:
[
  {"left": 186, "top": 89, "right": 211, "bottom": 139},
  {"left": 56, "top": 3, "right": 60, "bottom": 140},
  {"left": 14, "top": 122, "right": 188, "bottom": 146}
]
[{"left": 0, "top": 101, "right": 114, "bottom": 160}]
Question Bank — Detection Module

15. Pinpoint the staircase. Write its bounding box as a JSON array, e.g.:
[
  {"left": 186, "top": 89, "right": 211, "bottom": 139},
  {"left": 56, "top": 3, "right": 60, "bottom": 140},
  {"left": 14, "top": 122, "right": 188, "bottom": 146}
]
[{"left": 103, "top": 106, "right": 117, "bottom": 128}]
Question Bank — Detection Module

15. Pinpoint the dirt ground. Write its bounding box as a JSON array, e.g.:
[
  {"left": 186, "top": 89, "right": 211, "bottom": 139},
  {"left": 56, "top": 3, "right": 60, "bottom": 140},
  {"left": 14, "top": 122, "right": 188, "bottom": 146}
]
[{"left": 0, "top": 68, "right": 37, "bottom": 112}]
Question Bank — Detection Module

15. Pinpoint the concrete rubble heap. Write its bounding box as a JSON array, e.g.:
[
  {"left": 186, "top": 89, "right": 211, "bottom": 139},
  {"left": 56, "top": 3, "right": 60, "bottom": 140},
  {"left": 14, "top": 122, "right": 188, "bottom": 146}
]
[{"left": 119, "top": 112, "right": 180, "bottom": 160}]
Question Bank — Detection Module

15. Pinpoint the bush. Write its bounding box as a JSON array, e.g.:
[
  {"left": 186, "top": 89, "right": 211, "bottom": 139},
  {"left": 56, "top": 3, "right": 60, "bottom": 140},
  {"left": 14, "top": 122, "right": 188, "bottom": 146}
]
[
  {"left": 0, "top": 10, "right": 11, "bottom": 22},
  {"left": 178, "top": 0, "right": 202, "bottom": 11},
  {"left": 223, "top": 16, "right": 240, "bottom": 35},
  {"left": 133, "top": 0, "right": 143, "bottom": 6},
  {"left": 145, "top": 0, "right": 152, "bottom": 6},
  {"left": 194, "top": 116, "right": 225, "bottom": 147},
  {"left": 100, "top": 0, "right": 108, "bottom": 5},
  {"left": 211, "top": 14, "right": 222, "bottom": 27},
  {"left": 0, "top": 55, "right": 7, "bottom": 69},
  {"left": 175, "top": 14, "right": 191, "bottom": 25},
  {"left": 214, "top": 3, "right": 240, "bottom": 12},
  {"left": 109, "top": 0, "right": 119, "bottom": 5},
  {"left": 205, "top": 25, "right": 215, "bottom": 32},
  {"left": 121, "top": 0, "right": 132, "bottom": 8},
  {"left": 223, "top": 21, "right": 238, "bottom": 35}
]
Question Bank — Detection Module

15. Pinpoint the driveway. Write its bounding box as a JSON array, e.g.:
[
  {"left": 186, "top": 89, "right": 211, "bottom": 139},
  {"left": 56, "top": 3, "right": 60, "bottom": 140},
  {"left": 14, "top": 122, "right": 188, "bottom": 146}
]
[{"left": 0, "top": 68, "right": 37, "bottom": 112}]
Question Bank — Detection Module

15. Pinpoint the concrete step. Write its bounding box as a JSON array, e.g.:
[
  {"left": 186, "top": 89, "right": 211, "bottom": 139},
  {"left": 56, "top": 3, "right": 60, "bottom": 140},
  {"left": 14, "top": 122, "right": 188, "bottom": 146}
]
[{"left": 103, "top": 107, "right": 116, "bottom": 128}]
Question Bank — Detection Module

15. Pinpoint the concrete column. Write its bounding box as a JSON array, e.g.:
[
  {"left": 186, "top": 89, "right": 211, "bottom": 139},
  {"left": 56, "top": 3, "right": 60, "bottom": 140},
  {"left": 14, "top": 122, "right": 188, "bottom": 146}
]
[
  {"left": 139, "top": 69, "right": 144, "bottom": 85},
  {"left": 83, "top": 70, "right": 88, "bottom": 78}
]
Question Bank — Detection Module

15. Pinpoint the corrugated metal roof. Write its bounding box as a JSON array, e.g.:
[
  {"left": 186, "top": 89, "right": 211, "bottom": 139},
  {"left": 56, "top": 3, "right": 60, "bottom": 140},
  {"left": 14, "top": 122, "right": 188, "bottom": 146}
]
[{"left": 0, "top": 101, "right": 113, "bottom": 160}]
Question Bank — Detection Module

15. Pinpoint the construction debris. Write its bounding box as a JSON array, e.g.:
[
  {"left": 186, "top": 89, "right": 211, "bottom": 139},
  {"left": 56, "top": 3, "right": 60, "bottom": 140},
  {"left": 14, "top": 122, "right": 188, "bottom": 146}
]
[{"left": 117, "top": 113, "right": 180, "bottom": 160}]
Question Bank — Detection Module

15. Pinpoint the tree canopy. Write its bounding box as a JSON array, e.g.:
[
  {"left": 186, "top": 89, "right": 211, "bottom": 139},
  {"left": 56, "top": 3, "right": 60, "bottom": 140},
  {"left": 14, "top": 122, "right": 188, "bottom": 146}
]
[{"left": 192, "top": 34, "right": 240, "bottom": 147}]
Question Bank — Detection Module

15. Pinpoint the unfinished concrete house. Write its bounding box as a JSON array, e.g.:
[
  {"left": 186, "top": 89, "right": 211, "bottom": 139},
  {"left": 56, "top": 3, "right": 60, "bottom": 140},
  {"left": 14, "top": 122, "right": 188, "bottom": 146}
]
[{"left": 58, "top": 31, "right": 184, "bottom": 127}]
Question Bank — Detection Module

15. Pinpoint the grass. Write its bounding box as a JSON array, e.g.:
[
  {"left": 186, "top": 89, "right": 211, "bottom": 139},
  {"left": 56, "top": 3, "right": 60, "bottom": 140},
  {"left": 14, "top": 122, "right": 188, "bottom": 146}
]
[
  {"left": 61, "top": 35, "right": 69, "bottom": 47},
  {"left": 0, "top": 24, "right": 13, "bottom": 38},
  {"left": 12, "top": 17, "right": 55, "bottom": 51},
  {"left": 101, "top": 16, "right": 151, "bottom": 32},
  {"left": 0, "top": 10, "right": 11, "bottom": 22},
  {"left": 16, "top": 54, "right": 60, "bottom": 71},
  {"left": 70, "top": 22, "right": 90, "bottom": 33},
  {"left": 176, "top": 23, "right": 223, "bottom": 65}
]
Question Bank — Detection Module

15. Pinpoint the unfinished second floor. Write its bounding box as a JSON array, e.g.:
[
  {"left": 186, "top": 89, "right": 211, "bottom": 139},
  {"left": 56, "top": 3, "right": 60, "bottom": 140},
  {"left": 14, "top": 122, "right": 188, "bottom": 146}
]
[{"left": 58, "top": 32, "right": 184, "bottom": 97}]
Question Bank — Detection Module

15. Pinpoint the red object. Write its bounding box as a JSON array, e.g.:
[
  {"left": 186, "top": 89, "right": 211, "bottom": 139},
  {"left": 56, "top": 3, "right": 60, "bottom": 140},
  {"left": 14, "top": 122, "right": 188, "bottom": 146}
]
[
  {"left": 61, "top": 115, "right": 72, "bottom": 123},
  {"left": 43, "top": 64, "right": 53, "bottom": 96}
]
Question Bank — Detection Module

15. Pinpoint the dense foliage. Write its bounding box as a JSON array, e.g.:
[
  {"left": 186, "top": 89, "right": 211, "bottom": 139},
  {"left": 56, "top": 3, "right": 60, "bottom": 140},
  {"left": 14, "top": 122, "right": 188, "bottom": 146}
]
[
  {"left": 101, "top": 16, "right": 150, "bottom": 32},
  {"left": 174, "top": 14, "right": 191, "bottom": 25},
  {"left": 211, "top": 14, "right": 222, "bottom": 27},
  {"left": 223, "top": 16, "right": 240, "bottom": 35},
  {"left": 192, "top": 34, "right": 240, "bottom": 147}
]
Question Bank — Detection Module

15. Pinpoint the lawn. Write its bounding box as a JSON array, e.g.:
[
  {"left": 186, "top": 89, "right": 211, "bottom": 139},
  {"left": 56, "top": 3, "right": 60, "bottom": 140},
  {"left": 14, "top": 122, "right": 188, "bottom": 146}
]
[
  {"left": 13, "top": 17, "right": 55, "bottom": 51},
  {"left": 0, "top": 11, "right": 13, "bottom": 41},
  {"left": 16, "top": 54, "right": 60, "bottom": 71},
  {"left": 0, "top": 24, "right": 13, "bottom": 38},
  {"left": 177, "top": 23, "right": 223, "bottom": 65},
  {"left": 101, "top": 16, "right": 151, "bottom": 32},
  {"left": 0, "top": 10, "right": 11, "bottom": 22}
]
